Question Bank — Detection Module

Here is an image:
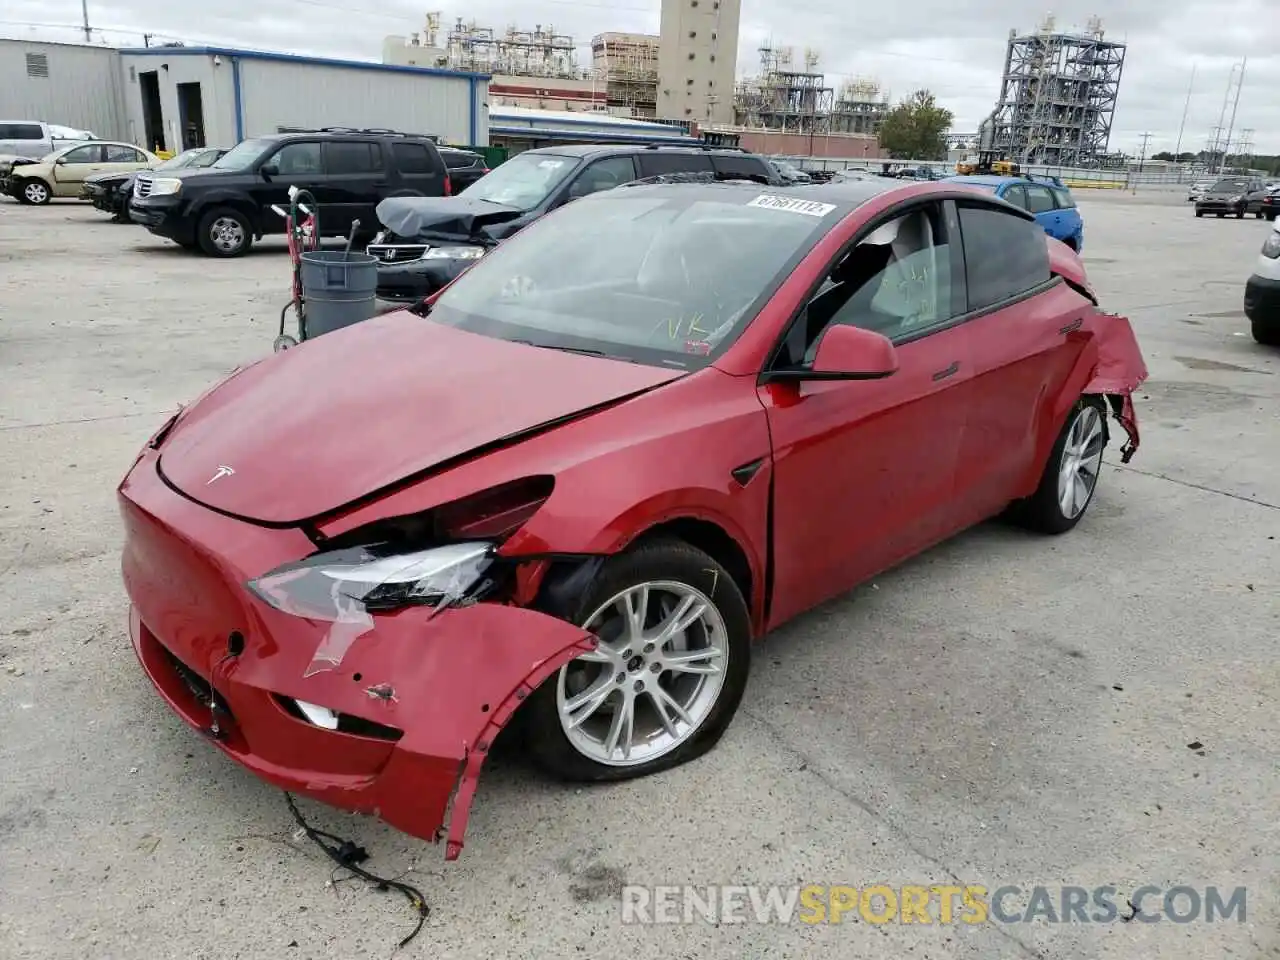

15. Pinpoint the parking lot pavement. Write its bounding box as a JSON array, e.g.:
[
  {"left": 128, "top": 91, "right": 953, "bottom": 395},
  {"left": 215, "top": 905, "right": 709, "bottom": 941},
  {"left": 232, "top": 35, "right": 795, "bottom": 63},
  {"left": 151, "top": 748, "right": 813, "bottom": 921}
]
[{"left": 1, "top": 196, "right": 1276, "bottom": 960}]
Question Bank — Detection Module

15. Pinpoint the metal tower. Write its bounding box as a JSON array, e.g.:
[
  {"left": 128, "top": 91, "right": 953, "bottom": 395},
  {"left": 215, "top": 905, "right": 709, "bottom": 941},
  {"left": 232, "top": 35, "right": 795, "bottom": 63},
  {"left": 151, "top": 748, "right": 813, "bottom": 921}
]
[{"left": 983, "top": 15, "right": 1127, "bottom": 167}]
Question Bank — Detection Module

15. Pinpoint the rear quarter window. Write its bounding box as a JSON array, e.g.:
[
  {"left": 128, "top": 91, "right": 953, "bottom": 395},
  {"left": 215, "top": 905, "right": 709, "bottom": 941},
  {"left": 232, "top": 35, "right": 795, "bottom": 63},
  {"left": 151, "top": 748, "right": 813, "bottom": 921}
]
[
  {"left": 637, "top": 151, "right": 713, "bottom": 177},
  {"left": 958, "top": 203, "right": 1052, "bottom": 311},
  {"left": 710, "top": 153, "right": 770, "bottom": 180},
  {"left": 391, "top": 141, "right": 440, "bottom": 175},
  {"left": 1, "top": 123, "right": 45, "bottom": 140},
  {"left": 1050, "top": 186, "right": 1076, "bottom": 208},
  {"left": 442, "top": 151, "right": 481, "bottom": 169}
]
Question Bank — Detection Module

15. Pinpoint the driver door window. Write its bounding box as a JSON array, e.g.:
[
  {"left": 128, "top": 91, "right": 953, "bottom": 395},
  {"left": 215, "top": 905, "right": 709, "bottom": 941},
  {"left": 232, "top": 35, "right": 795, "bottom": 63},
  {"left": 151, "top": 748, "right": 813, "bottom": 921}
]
[
  {"left": 785, "top": 202, "right": 959, "bottom": 365},
  {"left": 270, "top": 142, "right": 323, "bottom": 176},
  {"left": 567, "top": 156, "right": 637, "bottom": 200},
  {"left": 61, "top": 145, "right": 102, "bottom": 165},
  {"left": 1001, "top": 184, "right": 1028, "bottom": 210}
]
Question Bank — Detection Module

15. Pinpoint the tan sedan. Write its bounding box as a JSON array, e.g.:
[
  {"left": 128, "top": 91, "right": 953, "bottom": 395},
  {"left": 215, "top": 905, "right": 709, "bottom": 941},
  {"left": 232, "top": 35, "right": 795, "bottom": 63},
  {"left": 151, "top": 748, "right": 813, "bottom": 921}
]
[{"left": 3, "top": 141, "right": 160, "bottom": 205}]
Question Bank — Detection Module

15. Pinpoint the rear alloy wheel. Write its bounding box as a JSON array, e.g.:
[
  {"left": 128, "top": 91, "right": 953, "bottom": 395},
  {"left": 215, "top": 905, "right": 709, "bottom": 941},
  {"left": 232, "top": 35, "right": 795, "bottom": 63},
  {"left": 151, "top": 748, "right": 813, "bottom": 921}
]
[
  {"left": 1015, "top": 397, "right": 1107, "bottom": 535},
  {"left": 19, "top": 179, "right": 51, "bottom": 205},
  {"left": 525, "top": 539, "right": 751, "bottom": 781},
  {"left": 197, "top": 207, "right": 253, "bottom": 257}
]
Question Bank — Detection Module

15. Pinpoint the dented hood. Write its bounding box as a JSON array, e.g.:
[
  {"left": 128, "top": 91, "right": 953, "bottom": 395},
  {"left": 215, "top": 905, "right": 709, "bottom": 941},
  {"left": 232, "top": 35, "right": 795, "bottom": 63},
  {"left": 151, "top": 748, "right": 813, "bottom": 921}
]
[
  {"left": 158, "top": 314, "right": 682, "bottom": 525},
  {"left": 376, "top": 196, "right": 523, "bottom": 242}
]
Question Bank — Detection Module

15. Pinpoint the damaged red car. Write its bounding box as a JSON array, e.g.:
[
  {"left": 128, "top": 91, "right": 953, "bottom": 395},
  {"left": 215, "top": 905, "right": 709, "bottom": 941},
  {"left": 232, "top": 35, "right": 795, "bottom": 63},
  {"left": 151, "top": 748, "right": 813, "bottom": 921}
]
[{"left": 119, "top": 177, "right": 1147, "bottom": 859}]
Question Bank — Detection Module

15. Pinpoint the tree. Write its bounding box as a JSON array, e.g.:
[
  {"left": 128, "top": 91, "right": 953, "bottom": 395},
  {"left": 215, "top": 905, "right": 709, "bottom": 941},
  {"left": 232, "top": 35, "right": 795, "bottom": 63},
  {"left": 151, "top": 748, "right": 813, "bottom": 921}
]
[{"left": 876, "top": 90, "right": 954, "bottom": 161}]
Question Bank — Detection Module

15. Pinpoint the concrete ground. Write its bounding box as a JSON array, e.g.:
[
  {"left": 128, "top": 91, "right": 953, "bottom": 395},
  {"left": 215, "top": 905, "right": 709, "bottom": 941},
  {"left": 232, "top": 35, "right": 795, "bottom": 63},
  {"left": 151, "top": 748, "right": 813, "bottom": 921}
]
[{"left": 0, "top": 187, "right": 1277, "bottom": 960}]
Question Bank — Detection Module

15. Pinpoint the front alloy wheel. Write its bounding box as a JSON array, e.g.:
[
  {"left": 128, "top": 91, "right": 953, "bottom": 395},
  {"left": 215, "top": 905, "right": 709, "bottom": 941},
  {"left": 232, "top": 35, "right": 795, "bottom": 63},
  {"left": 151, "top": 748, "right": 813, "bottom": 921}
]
[
  {"left": 526, "top": 539, "right": 751, "bottom": 781},
  {"left": 558, "top": 581, "right": 728, "bottom": 767},
  {"left": 20, "top": 180, "right": 51, "bottom": 205}
]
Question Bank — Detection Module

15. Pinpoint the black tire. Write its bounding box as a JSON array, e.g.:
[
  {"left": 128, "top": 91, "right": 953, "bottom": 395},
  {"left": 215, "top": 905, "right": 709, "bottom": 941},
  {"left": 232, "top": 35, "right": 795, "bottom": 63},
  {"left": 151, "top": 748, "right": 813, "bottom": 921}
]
[
  {"left": 1236, "top": 208, "right": 1245, "bottom": 219},
  {"left": 1256, "top": 211, "right": 1265, "bottom": 219},
  {"left": 1253, "top": 321, "right": 1280, "bottom": 347},
  {"left": 17, "top": 179, "right": 51, "bottom": 205},
  {"left": 1216, "top": 212, "right": 1225, "bottom": 218},
  {"left": 1195, "top": 209, "right": 1204, "bottom": 217},
  {"left": 523, "top": 537, "right": 751, "bottom": 782},
  {"left": 1013, "top": 397, "right": 1108, "bottom": 535},
  {"left": 1267, "top": 211, "right": 1278, "bottom": 222},
  {"left": 196, "top": 206, "right": 253, "bottom": 257}
]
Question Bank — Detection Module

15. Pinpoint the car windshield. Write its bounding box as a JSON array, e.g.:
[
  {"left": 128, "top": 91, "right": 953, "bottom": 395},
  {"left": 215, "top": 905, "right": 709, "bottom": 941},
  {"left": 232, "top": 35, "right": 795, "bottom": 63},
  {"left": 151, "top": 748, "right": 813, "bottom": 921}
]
[
  {"left": 459, "top": 151, "right": 581, "bottom": 209},
  {"left": 428, "top": 188, "right": 839, "bottom": 369},
  {"left": 158, "top": 149, "right": 217, "bottom": 171},
  {"left": 1211, "top": 179, "right": 1249, "bottom": 191},
  {"left": 210, "top": 138, "right": 272, "bottom": 171}
]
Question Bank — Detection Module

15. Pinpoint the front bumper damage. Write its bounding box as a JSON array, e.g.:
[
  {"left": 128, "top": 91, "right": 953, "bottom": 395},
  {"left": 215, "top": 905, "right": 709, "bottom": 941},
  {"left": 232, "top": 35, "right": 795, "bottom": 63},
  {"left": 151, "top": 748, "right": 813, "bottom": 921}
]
[{"left": 120, "top": 450, "right": 594, "bottom": 859}]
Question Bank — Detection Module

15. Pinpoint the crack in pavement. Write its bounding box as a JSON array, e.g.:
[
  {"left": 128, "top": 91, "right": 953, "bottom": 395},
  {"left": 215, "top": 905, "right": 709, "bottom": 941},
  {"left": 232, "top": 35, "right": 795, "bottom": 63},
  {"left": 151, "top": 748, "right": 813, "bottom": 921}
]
[
  {"left": 0, "top": 410, "right": 175, "bottom": 432},
  {"left": 1107, "top": 460, "right": 1279, "bottom": 510},
  {"left": 742, "top": 708, "right": 1047, "bottom": 959}
]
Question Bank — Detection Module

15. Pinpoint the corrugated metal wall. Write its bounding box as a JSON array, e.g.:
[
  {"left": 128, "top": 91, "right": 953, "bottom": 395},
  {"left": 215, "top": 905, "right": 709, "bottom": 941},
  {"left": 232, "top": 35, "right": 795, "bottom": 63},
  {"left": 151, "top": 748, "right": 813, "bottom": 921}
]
[
  {"left": 0, "top": 40, "right": 128, "bottom": 141},
  {"left": 238, "top": 58, "right": 484, "bottom": 144},
  {"left": 118, "top": 54, "right": 237, "bottom": 152}
]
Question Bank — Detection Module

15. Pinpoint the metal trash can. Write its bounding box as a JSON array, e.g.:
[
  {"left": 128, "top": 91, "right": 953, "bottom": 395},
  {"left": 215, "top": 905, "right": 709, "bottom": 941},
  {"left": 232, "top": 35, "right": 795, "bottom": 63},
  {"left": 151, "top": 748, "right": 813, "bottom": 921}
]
[{"left": 299, "top": 250, "right": 379, "bottom": 338}]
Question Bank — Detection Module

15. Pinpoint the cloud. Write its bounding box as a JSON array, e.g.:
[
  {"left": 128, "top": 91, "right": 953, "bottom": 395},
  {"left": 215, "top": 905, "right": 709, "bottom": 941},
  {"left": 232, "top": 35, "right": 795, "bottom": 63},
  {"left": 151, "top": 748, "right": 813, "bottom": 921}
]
[{"left": 4, "top": 0, "right": 1277, "bottom": 153}]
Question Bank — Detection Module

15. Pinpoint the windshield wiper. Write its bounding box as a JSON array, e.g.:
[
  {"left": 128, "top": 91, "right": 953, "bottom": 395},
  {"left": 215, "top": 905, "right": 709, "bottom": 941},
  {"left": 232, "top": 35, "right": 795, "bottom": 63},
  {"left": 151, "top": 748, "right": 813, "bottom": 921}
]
[{"left": 509, "top": 340, "right": 635, "bottom": 363}]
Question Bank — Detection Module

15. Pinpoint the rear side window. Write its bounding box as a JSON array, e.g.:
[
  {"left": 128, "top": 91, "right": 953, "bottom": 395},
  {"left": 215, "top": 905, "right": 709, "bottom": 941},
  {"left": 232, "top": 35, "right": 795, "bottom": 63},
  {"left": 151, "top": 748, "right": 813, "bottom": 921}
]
[
  {"left": 325, "top": 141, "right": 383, "bottom": 174},
  {"left": 710, "top": 153, "right": 769, "bottom": 180},
  {"left": 391, "top": 141, "right": 436, "bottom": 175},
  {"left": 105, "top": 144, "right": 145, "bottom": 162},
  {"left": 1001, "top": 184, "right": 1027, "bottom": 210},
  {"left": 442, "top": 151, "right": 481, "bottom": 169},
  {"left": 0, "top": 123, "right": 44, "bottom": 140},
  {"left": 1050, "top": 186, "right": 1075, "bottom": 208},
  {"left": 1022, "top": 184, "right": 1056, "bottom": 214},
  {"left": 958, "top": 204, "right": 1051, "bottom": 311},
  {"left": 636, "top": 151, "right": 713, "bottom": 177}
]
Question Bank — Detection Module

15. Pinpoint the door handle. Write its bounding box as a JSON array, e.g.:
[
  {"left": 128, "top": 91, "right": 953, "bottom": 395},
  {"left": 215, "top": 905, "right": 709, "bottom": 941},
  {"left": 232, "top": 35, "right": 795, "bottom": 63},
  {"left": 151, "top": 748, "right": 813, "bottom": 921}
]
[
  {"left": 931, "top": 361, "right": 960, "bottom": 382},
  {"left": 1059, "top": 318, "right": 1083, "bottom": 335}
]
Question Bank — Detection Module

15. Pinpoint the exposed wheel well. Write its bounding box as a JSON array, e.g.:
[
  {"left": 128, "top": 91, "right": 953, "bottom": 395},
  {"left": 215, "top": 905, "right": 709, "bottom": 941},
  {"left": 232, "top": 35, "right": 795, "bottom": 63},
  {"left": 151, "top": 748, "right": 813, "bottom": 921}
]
[
  {"left": 634, "top": 517, "right": 753, "bottom": 612},
  {"left": 1063, "top": 236, "right": 1078, "bottom": 252}
]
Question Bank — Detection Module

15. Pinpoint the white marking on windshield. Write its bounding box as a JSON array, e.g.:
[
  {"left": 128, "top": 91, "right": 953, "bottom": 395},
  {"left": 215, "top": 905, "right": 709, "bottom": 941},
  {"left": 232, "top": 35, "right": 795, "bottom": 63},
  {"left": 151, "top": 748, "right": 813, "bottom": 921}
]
[{"left": 747, "top": 194, "right": 837, "bottom": 217}]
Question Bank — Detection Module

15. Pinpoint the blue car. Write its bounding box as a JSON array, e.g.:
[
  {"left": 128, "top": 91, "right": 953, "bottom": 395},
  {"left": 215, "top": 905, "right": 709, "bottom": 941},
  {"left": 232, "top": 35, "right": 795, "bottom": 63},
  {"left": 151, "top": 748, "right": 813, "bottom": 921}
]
[{"left": 947, "top": 175, "right": 1084, "bottom": 252}]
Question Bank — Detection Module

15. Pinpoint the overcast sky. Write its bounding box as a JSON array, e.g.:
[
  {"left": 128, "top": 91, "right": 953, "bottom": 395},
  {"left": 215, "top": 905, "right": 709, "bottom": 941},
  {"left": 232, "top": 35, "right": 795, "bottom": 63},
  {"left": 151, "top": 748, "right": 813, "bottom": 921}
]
[{"left": 5, "top": 0, "right": 1278, "bottom": 153}]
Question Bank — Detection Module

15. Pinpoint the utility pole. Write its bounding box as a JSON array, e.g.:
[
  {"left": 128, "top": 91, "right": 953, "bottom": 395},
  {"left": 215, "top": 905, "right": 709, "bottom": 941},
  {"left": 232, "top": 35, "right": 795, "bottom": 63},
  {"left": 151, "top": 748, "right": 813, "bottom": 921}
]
[
  {"left": 1221, "top": 56, "right": 1246, "bottom": 174},
  {"left": 1174, "top": 63, "right": 1195, "bottom": 167},
  {"left": 1137, "top": 131, "right": 1152, "bottom": 172},
  {"left": 80, "top": 0, "right": 91, "bottom": 42},
  {"left": 143, "top": 33, "right": 152, "bottom": 48}
]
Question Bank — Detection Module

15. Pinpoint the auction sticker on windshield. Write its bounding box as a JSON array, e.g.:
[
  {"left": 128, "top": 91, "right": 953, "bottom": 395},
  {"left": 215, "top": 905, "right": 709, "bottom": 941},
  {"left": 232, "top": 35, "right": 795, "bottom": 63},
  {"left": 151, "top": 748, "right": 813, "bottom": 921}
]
[{"left": 747, "top": 195, "right": 837, "bottom": 217}]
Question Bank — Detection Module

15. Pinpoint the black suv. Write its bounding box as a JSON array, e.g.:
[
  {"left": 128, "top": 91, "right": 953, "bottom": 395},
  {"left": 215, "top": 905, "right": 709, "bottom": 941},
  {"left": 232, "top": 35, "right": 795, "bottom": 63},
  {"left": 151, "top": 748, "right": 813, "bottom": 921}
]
[
  {"left": 369, "top": 142, "right": 780, "bottom": 301},
  {"left": 439, "top": 147, "right": 489, "bottom": 191},
  {"left": 128, "top": 128, "right": 449, "bottom": 257}
]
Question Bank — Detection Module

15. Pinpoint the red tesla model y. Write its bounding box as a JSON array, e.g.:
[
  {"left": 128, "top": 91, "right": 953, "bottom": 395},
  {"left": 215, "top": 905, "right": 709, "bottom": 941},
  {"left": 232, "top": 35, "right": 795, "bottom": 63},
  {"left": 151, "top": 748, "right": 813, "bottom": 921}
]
[{"left": 119, "top": 175, "right": 1147, "bottom": 859}]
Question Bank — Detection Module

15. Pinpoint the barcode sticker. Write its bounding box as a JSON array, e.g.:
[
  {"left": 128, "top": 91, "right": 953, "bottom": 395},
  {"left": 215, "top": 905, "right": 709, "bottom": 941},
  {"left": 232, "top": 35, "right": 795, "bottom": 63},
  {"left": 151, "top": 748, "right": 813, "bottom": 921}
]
[{"left": 747, "top": 194, "right": 837, "bottom": 217}]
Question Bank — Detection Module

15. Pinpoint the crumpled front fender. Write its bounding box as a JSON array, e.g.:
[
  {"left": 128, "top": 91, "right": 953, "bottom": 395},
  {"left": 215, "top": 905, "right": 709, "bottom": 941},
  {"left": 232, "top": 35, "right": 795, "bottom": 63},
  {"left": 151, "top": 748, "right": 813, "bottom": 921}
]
[{"left": 1082, "top": 312, "right": 1148, "bottom": 463}]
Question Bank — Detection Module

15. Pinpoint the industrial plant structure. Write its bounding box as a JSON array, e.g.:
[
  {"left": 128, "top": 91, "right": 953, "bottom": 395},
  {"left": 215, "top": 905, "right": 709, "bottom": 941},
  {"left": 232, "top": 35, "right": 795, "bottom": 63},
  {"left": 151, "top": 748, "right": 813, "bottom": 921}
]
[
  {"left": 979, "top": 16, "right": 1127, "bottom": 167},
  {"left": 591, "top": 33, "right": 660, "bottom": 119},
  {"left": 732, "top": 46, "right": 888, "bottom": 137}
]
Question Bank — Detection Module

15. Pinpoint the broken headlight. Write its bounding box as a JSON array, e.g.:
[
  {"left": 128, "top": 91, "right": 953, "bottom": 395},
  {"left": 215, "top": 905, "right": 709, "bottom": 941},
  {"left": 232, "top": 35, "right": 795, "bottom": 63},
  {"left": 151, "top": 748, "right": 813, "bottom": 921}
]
[{"left": 248, "top": 541, "right": 494, "bottom": 617}]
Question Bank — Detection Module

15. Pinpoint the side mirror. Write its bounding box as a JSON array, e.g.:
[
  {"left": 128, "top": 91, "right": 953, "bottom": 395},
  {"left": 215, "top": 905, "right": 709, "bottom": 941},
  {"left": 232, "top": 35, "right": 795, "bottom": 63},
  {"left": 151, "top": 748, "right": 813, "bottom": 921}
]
[
  {"left": 260, "top": 162, "right": 279, "bottom": 179},
  {"left": 55, "top": 156, "right": 67, "bottom": 165},
  {"left": 766, "top": 324, "right": 898, "bottom": 383}
]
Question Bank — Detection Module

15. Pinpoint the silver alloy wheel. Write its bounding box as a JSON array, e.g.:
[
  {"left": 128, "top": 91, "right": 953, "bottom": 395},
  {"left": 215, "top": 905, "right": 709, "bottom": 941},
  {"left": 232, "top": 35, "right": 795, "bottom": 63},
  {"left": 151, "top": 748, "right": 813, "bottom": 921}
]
[
  {"left": 23, "top": 181, "right": 49, "bottom": 204},
  {"left": 210, "top": 216, "right": 245, "bottom": 253},
  {"left": 1058, "top": 405, "right": 1104, "bottom": 520},
  {"left": 556, "top": 581, "right": 729, "bottom": 767}
]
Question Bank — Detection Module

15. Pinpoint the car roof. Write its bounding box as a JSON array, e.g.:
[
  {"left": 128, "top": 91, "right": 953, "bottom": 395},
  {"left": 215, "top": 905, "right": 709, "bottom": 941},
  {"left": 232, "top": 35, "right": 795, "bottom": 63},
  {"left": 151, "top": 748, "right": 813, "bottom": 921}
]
[
  {"left": 599, "top": 177, "right": 902, "bottom": 210},
  {"left": 948, "top": 175, "right": 1021, "bottom": 187},
  {"left": 519, "top": 143, "right": 756, "bottom": 159}
]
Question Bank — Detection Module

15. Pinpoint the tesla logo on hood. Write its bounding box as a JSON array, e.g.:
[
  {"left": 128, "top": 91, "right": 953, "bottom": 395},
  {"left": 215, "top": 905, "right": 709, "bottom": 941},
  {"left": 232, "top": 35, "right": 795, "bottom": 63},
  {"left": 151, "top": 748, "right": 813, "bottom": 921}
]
[{"left": 207, "top": 465, "right": 235, "bottom": 484}]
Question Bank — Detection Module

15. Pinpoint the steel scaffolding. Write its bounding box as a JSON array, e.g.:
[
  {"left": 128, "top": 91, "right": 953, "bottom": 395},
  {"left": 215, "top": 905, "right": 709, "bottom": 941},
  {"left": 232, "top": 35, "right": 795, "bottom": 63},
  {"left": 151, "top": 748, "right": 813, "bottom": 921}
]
[
  {"left": 591, "top": 33, "right": 660, "bottom": 118},
  {"left": 444, "top": 18, "right": 579, "bottom": 79},
  {"left": 983, "top": 16, "right": 1127, "bottom": 167}
]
